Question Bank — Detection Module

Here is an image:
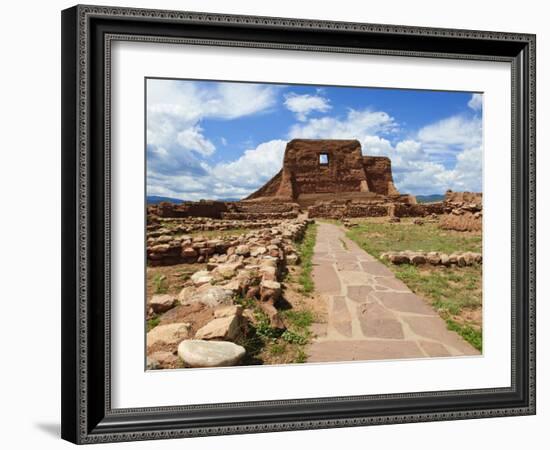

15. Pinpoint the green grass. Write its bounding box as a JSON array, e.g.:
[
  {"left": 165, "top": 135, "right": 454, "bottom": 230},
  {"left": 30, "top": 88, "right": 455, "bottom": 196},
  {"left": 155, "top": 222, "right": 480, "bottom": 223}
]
[
  {"left": 346, "top": 220, "right": 481, "bottom": 258},
  {"left": 152, "top": 273, "right": 168, "bottom": 294},
  {"left": 147, "top": 315, "right": 161, "bottom": 332},
  {"left": 235, "top": 301, "right": 315, "bottom": 364},
  {"left": 296, "top": 223, "right": 318, "bottom": 294},
  {"left": 346, "top": 219, "right": 483, "bottom": 352},
  {"left": 446, "top": 319, "right": 482, "bottom": 351}
]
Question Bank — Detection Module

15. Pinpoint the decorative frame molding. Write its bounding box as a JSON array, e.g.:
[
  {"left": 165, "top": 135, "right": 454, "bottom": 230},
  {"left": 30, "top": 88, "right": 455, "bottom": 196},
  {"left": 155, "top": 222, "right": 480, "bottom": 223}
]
[{"left": 61, "top": 4, "right": 536, "bottom": 444}]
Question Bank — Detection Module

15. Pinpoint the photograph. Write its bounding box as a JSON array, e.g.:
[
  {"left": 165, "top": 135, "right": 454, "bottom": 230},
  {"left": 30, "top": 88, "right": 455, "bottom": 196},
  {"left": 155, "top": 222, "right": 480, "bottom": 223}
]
[
  {"left": 145, "top": 78, "right": 484, "bottom": 369},
  {"left": 57, "top": 3, "right": 536, "bottom": 444}
]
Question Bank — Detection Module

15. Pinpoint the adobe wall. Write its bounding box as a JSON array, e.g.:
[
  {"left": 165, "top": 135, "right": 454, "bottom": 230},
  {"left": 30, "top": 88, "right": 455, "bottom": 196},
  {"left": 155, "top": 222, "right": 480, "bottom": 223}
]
[
  {"left": 363, "top": 156, "right": 400, "bottom": 196},
  {"left": 444, "top": 190, "right": 482, "bottom": 205},
  {"left": 245, "top": 139, "right": 399, "bottom": 203},
  {"left": 308, "top": 201, "right": 446, "bottom": 219},
  {"left": 152, "top": 201, "right": 229, "bottom": 219},
  {"left": 281, "top": 139, "right": 369, "bottom": 198}
]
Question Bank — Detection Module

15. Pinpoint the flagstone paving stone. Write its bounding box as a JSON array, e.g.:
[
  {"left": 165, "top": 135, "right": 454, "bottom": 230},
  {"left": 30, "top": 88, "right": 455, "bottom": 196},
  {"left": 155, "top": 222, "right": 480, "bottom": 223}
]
[{"left": 306, "top": 222, "right": 480, "bottom": 362}]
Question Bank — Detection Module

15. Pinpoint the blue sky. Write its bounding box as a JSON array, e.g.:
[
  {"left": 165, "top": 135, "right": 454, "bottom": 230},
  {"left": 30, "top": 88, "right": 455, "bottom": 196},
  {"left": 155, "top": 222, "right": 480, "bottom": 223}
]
[{"left": 146, "top": 78, "right": 483, "bottom": 200}]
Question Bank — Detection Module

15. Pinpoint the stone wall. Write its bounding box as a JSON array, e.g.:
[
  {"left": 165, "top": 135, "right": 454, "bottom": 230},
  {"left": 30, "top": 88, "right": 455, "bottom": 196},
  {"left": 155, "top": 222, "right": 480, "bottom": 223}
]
[
  {"left": 363, "top": 156, "right": 399, "bottom": 196},
  {"left": 147, "top": 218, "right": 285, "bottom": 236},
  {"left": 149, "top": 200, "right": 300, "bottom": 221},
  {"left": 147, "top": 219, "right": 311, "bottom": 266},
  {"left": 150, "top": 201, "right": 228, "bottom": 219},
  {"left": 444, "top": 190, "right": 482, "bottom": 205},
  {"left": 393, "top": 202, "right": 446, "bottom": 217},
  {"left": 308, "top": 201, "right": 446, "bottom": 219},
  {"left": 221, "top": 211, "right": 298, "bottom": 220},
  {"left": 245, "top": 139, "right": 400, "bottom": 204}
]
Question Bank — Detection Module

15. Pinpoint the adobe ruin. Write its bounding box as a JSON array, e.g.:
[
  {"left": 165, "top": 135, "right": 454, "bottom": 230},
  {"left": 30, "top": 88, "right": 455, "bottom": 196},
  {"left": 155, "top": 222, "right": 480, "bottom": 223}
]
[
  {"left": 148, "top": 139, "right": 481, "bottom": 222},
  {"left": 244, "top": 139, "right": 409, "bottom": 206}
]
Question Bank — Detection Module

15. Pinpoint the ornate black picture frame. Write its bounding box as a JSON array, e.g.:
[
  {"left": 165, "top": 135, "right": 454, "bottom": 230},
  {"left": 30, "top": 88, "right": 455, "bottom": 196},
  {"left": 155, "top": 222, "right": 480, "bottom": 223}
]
[{"left": 61, "top": 4, "right": 536, "bottom": 444}]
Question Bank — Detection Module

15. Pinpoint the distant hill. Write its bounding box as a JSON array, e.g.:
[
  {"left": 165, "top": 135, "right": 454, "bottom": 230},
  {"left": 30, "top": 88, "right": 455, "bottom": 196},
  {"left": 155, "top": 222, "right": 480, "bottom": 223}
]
[
  {"left": 415, "top": 194, "right": 445, "bottom": 203},
  {"left": 147, "top": 196, "right": 241, "bottom": 204},
  {"left": 146, "top": 196, "right": 185, "bottom": 204}
]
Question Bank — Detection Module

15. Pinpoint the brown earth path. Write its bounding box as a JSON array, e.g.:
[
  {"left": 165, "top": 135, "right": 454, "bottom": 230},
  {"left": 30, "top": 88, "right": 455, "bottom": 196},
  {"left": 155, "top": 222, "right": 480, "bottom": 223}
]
[{"left": 306, "top": 222, "right": 479, "bottom": 362}]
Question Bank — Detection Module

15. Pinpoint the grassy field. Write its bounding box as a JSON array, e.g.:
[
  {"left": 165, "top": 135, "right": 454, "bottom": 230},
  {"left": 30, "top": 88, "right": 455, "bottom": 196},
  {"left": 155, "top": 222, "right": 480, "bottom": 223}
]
[{"left": 346, "top": 218, "right": 483, "bottom": 351}]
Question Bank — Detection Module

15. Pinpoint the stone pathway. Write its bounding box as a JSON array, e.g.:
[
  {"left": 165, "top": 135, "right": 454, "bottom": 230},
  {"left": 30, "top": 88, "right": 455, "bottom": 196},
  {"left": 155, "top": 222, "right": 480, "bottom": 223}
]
[{"left": 307, "top": 222, "right": 479, "bottom": 362}]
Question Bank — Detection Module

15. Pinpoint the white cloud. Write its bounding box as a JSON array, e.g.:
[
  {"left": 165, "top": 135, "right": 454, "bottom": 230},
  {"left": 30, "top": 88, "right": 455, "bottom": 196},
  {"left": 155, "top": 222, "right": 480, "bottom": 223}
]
[
  {"left": 361, "top": 135, "right": 394, "bottom": 155},
  {"left": 147, "top": 140, "right": 287, "bottom": 201},
  {"left": 176, "top": 126, "right": 216, "bottom": 156},
  {"left": 468, "top": 93, "right": 483, "bottom": 111},
  {"left": 210, "top": 140, "right": 287, "bottom": 189},
  {"left": 417, "top": 115, "right": 482, "bottom": 153},
  {"left": 284, "top": 93, "right": 331, "bottom": 121},
  {"left": 288, "top": 109, "right": 398, "bottom": 139},
  {"left": 146, "top": 80, "right": 278, "bottom": 177}
]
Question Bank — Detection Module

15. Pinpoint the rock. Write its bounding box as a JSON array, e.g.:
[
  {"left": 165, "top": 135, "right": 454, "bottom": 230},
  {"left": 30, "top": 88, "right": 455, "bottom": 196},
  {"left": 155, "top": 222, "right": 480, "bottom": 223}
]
[
  {"left": 146, "top": 356, "right": 160, "bottom": 370},
  {"left": 184, "top": 285, "right": 233, "bottom": 307},
  {"left": 259, "top": 265, "right": 277, "bottom": 281},
  {"left": 235, "top": 245, "right": 250, "bottom": 256},
  {"left": 457, "top": 254, "right": 467, "bottom": 267},
  {"left": 260, "top": 258, "right": 278, "bottom": 268},
  {"left": 413, "top": 218, "right": 424, "bottom": 225},
  {"left": 440, "top": 254, "right": 450, "bottom": 266},
  {"left": 150, "top": 244, "right": 170, "bottom": 254},
  {"left": 195, "top": 314, "right": 242, "bottom": 341},
  {"left": 245, "top": 286, "right": 260, "bottom": 299},
  {"left": 178, "top": 340, "right": 246, "bottom": 367},
  {"left": 149, "top": 294, "right": 176, "bottom": 313},
  {"left": 206, "top": 262, "right": 218, "bottom": 271},
  {"left": 221, "top": 279, "right": 241, "bottom": 294},
  {"left": 427, "top": 252, "right": 441, "bottom": 265},
  {"left": 250, "top": 246, "right": 267, "bottom": 257},
  {"left": 147, "top": 322, "right": 191, "bottom": 347},
  {"left": 286, "top": 253, "right": 300, "bottom": 265},
  {"left": 410, "top": 253, "right": 426, "bottom": 265},
  {"left": 214, "top": 304, "right": 243, "bottom": 318},
  {"left": 388, "top": 216, "right": 401, "bottom": 223},
  {"left": 149, "top": 351, "right": 178, "bottom": 367},
  {"left": 260, "top": 280, "right": 282, "bottom": 302},
  {"left": 212, "top": 262, "right": 242, "bottom": 279},
  {"left": 190, "top": 270, "right": 213, "bottom": 286},
  {"left": 389, "top": 253, "right": 409, "bottom": 264},
  {"left": 463, "top": 252, "right": 475, "bottom": 265},
  {"left": 177, "top": 286, "right": 195, "bottom": 303},
  {"left": 199, "top": 247, "right": 215, "bottom": 257},
  {"left": 181, "top": 246, "right": 198, "bottom": 258},
  {"left": 258, "top": 300, "right": 285, "bottom": 329}
]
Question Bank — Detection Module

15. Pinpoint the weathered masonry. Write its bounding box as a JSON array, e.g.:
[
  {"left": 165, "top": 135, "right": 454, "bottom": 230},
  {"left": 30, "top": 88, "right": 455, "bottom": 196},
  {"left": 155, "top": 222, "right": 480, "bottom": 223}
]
[{"left": 245, "top": 139, "right": 408, "bottom": 206}]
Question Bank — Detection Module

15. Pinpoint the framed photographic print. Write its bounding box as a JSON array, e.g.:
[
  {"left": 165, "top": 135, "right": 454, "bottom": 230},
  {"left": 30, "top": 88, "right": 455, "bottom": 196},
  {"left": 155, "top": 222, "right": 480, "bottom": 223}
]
[{"left": 61, "top": 4, "right": 536, "bottom": 444}]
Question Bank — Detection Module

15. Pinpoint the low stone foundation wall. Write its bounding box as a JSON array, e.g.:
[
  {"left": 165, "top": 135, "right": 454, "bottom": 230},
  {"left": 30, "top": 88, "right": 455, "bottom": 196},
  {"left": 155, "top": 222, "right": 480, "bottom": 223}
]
[
  {"left": 393, "top": 202, "right": 446, "bottom": 217},
  {"left": 147, "top": 218, "right": 311, "bottom": 266},
  {"left": 308, "top": 201, "right": 446, "bottom": 219},
  {"left": 149, "top": 200, "right": 300, "bottom": 221},
  {"left": 221, "top": 211, "right": 298, "bottom": 220},
  {"left": 147, "top": 218, "right": 284, "bottom": 237},
  {"left": 381, "top": 250, "right": 482, "bottom": 266}
]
